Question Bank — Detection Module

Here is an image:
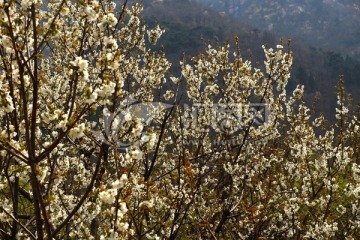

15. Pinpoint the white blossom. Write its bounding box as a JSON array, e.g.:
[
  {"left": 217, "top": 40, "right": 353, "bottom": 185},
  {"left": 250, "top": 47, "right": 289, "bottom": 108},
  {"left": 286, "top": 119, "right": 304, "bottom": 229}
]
[{"left": 99, "top": 189, "right": 117, "bottom": 204}]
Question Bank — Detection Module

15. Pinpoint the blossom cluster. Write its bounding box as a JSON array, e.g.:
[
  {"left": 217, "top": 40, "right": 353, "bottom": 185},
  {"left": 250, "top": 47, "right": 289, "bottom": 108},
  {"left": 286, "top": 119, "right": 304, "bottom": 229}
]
[{"left": 0, "top": 1, "right": 359, "bottom": 239}]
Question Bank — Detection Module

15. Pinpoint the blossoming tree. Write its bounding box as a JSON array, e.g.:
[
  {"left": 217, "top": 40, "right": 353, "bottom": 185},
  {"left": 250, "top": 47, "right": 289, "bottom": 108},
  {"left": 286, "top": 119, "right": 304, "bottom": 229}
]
[{"left": 0, "top": 0, "right": 359, "bottom": 239}]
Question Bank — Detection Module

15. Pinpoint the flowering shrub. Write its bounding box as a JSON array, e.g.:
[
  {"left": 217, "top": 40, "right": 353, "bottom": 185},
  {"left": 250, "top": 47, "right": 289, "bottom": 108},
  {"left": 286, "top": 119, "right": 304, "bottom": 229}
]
[{"left": 0, "top": 0, "right": 359, "bottom": 239}]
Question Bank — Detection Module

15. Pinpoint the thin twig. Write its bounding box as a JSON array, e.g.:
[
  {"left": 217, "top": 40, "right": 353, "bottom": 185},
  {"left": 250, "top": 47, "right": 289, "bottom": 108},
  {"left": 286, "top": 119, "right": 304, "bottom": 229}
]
[{"left": 0, "top": 206, "right": 37, "bottom": 240}]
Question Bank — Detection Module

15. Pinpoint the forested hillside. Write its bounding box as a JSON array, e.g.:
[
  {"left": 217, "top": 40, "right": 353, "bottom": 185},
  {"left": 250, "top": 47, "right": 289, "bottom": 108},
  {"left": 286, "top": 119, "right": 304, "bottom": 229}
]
[
  {"left": 142, "top": 0, "right": 360, "bottom": 119},
  {"left": 194, "top": 0, "right": 360, "bottom": 61}
]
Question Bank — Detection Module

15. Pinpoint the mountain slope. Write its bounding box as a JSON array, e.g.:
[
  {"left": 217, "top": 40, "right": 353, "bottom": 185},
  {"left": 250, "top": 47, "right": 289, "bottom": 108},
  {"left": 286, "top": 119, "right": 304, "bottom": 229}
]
[
  {"left": 194, "top": 0, "right": 360, "bottom": 61},
  {"left": 141, "top": 0, "right": 360, "bottom": 119}
]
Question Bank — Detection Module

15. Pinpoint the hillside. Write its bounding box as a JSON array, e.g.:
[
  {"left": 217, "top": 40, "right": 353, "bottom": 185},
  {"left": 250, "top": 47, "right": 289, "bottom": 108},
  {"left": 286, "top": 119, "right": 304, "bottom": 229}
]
[
  {"left": 194, "top": 0, "right": 360, "bottom": 61},
  {"left": 142, "top": 0, "right": 360, "bottom": 119}
]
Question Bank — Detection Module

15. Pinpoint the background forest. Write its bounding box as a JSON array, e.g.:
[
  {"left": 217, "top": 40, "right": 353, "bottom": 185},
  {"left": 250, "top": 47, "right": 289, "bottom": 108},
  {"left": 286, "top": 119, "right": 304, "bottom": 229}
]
[{"left": 142, "top": 0, "right": 360, "bottom": 120}]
